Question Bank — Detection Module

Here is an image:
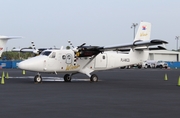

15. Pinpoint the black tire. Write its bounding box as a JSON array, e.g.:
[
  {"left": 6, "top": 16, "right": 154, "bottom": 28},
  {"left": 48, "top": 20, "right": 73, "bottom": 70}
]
[
  {"left": 138, "top": 65, "right": 142, "bottom": 69},
  {"left": 90, "top": 74, "right": 98, "bottom": 82},
  {"left": 64, "top": 74, "right": 71, "bottom": 82},
  {"left": 34, "top": 75, "right": 42, "bottom": 83}
]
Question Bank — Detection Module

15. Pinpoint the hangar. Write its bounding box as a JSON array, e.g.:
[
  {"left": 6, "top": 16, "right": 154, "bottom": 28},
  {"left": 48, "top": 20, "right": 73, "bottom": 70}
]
[{"left": 147, "top": 50, "right": 180, "bottom": 61}]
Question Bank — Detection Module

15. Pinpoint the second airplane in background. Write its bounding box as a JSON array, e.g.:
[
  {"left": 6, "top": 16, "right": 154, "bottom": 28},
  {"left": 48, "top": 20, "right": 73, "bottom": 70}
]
[{"left": 0, "top": 36, "right": 22, "bottom": 57}]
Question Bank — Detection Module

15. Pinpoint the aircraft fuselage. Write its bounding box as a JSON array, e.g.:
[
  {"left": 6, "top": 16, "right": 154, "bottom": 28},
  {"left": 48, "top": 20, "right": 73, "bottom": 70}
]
[{"left": 18, "top": 49, "right": 148, "bottom": 74}]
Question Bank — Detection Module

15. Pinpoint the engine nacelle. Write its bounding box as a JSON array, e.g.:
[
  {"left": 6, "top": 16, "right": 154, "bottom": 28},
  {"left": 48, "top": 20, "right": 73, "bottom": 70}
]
[
  {"left": 75, "top": 46, "right": 103, "bottom": 57},
  {"left": 76, "top": 50, "right": 100, "bottom": 57}
]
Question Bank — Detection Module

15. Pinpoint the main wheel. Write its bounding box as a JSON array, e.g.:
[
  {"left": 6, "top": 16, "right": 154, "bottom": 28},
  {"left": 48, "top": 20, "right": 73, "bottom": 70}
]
[
  {"left": 138, "top": 65, "right": 142, "bottom": 69},
  {"left": 34, "top": 75, "right": 42, "bottom": 83},
  {"left": 64, "top": 74, "right": 71, "bottom": 82},
  {"left": 90, "top": 74, "right": 98, "bottom": 82}
]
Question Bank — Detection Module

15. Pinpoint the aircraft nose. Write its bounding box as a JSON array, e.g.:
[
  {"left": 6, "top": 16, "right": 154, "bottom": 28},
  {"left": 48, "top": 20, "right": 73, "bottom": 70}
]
[
  {"left": 17, "top": 56, "right": 46, "bottom": 71},
  {"left": 17, "top": 61, "right": 27, "bottom": 70},
  {"left": 17, "top": 60, "right": 34, "bottom": 70}
]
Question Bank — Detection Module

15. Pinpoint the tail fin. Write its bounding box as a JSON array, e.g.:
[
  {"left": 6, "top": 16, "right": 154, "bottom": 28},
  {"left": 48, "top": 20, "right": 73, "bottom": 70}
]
[
  {"left": 0, "top": 36, "right": 22, "bottom": 57},
  {"left": 134, "top": 22, "right": 151, "bottom": 41}
]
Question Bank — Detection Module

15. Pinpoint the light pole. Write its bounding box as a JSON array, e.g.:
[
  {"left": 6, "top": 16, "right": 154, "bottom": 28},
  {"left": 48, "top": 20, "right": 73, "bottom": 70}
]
[
  {"left": 131, "top": 23, "right": 138, "bottom": 40},
  {"left": 175, "top": 36, "right": 179, "bottom": 51}
]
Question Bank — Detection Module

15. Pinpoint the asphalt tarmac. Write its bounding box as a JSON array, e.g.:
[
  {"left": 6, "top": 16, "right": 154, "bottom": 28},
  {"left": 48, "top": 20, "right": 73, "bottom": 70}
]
[{"left": 0, "top": 68, "right": 180, "bottom": 118}]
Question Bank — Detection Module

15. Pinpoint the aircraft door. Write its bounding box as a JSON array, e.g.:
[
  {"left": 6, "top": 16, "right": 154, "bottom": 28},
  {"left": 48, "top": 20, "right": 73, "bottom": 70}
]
[
  {"left": 59, "top": 52, "right": 75, "bottom": 71},
  {"left": 46, "top": 52, "right": 58, "bottom": 70},
  {"left": 66, "top": 54, "right": 72, "bottom": 64},
  {"left": 95, "top": 53, "right": 107, "bottom": 68}
]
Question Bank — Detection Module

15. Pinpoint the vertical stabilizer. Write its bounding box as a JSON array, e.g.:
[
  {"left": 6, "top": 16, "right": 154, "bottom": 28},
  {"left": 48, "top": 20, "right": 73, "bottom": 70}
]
[
  {"left": 134, "top": 22, "right": 151, "bottom": 41},
  {"left": 0, "top": 36, "right": 22, "bottom": 57}
]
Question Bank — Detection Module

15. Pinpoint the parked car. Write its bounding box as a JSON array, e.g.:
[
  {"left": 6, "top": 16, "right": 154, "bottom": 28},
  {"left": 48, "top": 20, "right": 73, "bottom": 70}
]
[
  {"left": 156, "top": 61, "right": 168, "bottom": 69},
  {"left": 142, "top": 60, "right": 157, "bottom": 68}
]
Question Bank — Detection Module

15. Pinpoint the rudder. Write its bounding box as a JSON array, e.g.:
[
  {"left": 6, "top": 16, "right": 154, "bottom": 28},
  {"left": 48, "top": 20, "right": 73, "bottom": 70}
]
[{"left": 134, "top": 22, "right": 151, "bottom": 41}]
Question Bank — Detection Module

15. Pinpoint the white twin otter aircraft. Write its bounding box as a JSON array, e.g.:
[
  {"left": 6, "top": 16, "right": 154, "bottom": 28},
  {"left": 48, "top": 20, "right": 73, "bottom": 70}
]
[{"left": 17, "top": 22, "right": 168, "bottom": 83}]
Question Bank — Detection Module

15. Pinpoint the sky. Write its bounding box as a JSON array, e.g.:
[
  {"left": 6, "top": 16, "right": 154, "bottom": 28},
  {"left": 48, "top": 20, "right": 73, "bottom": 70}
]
[{"left": 0, "top": 0, "right": 180, "bottom": 51}]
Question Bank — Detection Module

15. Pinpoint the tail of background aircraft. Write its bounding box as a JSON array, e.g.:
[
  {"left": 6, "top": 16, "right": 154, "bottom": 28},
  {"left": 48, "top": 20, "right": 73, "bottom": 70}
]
[
  {"left": 134, "top": 22, "right": 151, "bottom": 41},
  {"left": 0, "top": 36, "right": 22, "bottom": 57}
]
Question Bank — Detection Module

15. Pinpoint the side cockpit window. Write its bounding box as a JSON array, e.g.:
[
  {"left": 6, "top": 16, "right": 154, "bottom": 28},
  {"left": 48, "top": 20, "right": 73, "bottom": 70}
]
[{"left": 50, "top": 52, "right": 56, "bottom": 58}]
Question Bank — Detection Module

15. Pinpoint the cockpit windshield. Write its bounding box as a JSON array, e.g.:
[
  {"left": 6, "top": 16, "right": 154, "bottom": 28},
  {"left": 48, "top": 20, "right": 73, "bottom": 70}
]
[{"left": 41, "top": 51, "right": 52, "bottom": 56}]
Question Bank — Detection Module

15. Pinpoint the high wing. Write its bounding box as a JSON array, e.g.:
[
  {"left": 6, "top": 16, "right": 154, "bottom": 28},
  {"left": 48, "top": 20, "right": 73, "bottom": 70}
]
[
  {"left": 117, "top": 45, "right": 167, "bottom": 52},
  {"left": 11, "top": 41, "right": 52, "bottom": 55},
  {"left": 101, "top": 39, "right": 168, "bottom": 51},
  {"left": 12, "top": 48, "right": 48, "bottom": 55},
  {"left": 12, "top": 48, "right": 35, "bottom": 52},
  {"left": 75, "top": 39, "right": 168, "bottom": 57}
]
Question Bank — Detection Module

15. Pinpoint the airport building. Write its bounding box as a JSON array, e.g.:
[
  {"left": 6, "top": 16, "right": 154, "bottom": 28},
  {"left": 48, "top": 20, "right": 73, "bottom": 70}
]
[{"left": 148, "top": 50, "right": 180, "bottom": 61}]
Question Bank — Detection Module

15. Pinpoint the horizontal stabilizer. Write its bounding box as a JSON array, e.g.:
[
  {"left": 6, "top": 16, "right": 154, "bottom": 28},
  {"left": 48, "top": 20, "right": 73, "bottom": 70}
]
[
  {"left": 0, "top": 36, "right": 22, "bottom": 39},
  {"left": 149, "top": 46, "right": 167, "bottom": 50}
]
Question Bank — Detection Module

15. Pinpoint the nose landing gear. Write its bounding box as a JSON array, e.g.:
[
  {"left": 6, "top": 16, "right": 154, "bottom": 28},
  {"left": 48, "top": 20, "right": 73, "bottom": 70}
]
[
  {"left": 64, "top": 74, "right": 72, "bottom": 82},
  {"left": 34, "top": 74, "right": 42, "bottom": 83}
]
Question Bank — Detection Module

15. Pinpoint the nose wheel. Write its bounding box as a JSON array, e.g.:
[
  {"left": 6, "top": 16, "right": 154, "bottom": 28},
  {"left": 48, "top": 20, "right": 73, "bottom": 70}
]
[
  {"left": 64, "top": 74, "right": 72, "bottom": 82},
  {"left": 34, "top": 75, "right": 42, "bottom": 83}
]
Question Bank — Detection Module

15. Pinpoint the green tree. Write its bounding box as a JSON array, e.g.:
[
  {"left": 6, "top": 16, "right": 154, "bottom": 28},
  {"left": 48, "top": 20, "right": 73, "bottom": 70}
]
[{"left": 1, "top": 51, "right": 33, "bottom": 60}]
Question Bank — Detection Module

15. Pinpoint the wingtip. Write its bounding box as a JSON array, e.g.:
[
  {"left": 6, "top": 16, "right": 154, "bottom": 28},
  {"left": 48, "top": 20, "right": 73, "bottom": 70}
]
[{"left": 151, "top": 39, "right": 168, "bottom": 44}]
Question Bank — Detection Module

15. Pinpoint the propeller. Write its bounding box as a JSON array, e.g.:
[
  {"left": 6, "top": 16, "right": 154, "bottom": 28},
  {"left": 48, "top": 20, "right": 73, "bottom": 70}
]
[
  {"left": 67, "top": 40, "right": 103, "bottom": 57},
  {"left": 68, "top": 40, "right": 86, "bottom": 52},
  {"left": 68, "top": 40, "right": 75, "bottom": 49},
  {"left": 31, "top": 41, "right": 36, "bottom": 50},
  {"left": 31, "top": 41, "right": 40, "bottom": 54},
  {"left": 77, "top": 43, "right": 86, "bottom": 49}
]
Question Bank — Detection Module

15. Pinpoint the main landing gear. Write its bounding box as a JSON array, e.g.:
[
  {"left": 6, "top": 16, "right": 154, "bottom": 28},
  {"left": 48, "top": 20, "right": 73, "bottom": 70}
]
[
  {"left": 90, "top": 74, "right": 98, "bottom": 82},
  {"left": 63, "top": 73, "right": 98, "bottom": 82}
]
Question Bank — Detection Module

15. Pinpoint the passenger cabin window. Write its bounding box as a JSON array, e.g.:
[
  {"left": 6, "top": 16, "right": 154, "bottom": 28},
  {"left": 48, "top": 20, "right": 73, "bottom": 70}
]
[
  {"left": 41, "top": 51, "right": 52, "bottom": 56},
  {"left": 67, "top": 55, "right": 71, "bottom": 59},
  {"left": 62, "top": 55, "right": 66, "bottom": 60},
  {"left": 102, "top": 55, "right": 105, "bottom": 59}
]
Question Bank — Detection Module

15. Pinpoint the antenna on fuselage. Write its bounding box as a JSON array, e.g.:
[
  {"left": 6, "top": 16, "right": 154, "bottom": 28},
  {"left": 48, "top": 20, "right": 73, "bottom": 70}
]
[{"left": 31, "top": 41, "right": 40, "bottom": 55}]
